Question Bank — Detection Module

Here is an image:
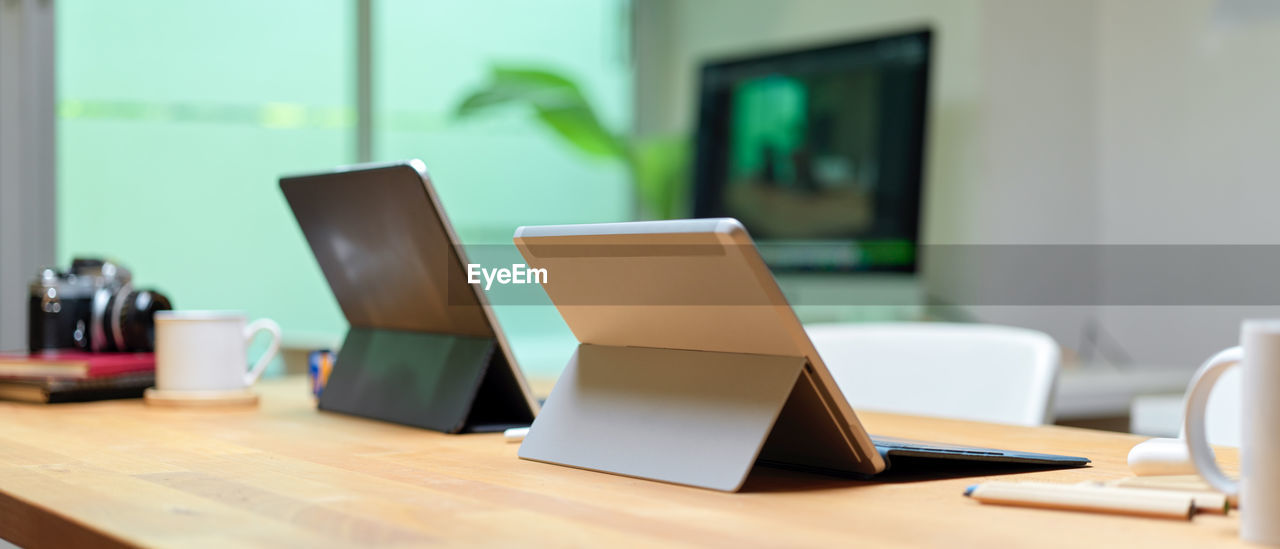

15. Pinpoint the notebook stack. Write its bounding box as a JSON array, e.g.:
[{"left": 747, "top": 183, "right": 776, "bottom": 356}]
[{"left": 0, "top": 351, "right": 155, "bottom": 403}]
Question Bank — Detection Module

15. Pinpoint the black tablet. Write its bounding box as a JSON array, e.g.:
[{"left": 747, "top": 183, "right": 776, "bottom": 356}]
[{"left": 281, "top": 160, "right": 537, "bottom": 433}]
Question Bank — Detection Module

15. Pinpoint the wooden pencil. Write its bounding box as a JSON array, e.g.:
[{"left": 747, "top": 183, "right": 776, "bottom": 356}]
[
  {"left": 964, "top": 481, "right": 1198, "bottom": 520},
  {"left": 1077, "top": 479, "right": 1233, "bottom": 513}
]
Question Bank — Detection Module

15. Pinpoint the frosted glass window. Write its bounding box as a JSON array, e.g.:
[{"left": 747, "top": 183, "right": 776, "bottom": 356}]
[{"left": 57, "top": 0, "right": 633, "bottom": 377}]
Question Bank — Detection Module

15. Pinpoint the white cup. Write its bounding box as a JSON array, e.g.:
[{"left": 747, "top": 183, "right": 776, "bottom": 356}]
[
  {"left": 154, "top": 310, "right": 282, "bottom": 392},
  {"left": 1185, "top": 320, "right": 1280, "bottom": 545}
]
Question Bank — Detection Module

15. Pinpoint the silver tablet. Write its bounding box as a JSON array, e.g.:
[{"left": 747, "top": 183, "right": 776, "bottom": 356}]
[{"left": 514, "top": 218, "right": 885, "bottom": 476}]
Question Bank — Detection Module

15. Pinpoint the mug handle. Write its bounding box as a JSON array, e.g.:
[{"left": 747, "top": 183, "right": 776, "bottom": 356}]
[
  {"left": 1183, "top": 345, "right": 1243, "bottom": 496},
  {"left": 243, "top": 318, "right": 282, "bottom": 386}
]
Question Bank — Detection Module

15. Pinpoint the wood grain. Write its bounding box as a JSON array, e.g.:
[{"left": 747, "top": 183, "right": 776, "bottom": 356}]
[{"left": 0, "top": 376, "right": 1245, "bottom": 548}]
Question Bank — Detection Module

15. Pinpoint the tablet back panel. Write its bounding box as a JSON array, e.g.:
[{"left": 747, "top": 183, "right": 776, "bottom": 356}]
[
  {"left": 515, "top": 229, "right": 805, "bottom": 357},
  {"left": 280, "top": 162, "right": 491, "bottom": 337},
  {"left": 513, "top": 219, "right": 885, "bottom": 480},
  {"left": 281, "top": 161, "right": 536, "bottom": 432}
]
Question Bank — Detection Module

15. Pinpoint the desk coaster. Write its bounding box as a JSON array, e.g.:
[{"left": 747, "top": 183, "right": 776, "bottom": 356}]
[{"left": 143, "top": 387, "right": 259, "bottom": 408}]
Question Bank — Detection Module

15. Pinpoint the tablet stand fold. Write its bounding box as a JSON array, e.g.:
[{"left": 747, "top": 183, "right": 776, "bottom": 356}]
[
  {"left": 318, "top": 327, "right": 534, "bottom": 433},
  {"left": 518, "top": 344, "right": 870, "bottom": 491}
]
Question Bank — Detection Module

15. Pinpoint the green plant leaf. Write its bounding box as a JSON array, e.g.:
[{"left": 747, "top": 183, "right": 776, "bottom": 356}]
[
  {"left": 455, "top": 66, "right": 624, "bottom": 160},
  {"left": 535, "top": 107, "right": 620, "bottom": 157},
  {"left": 629, "top": 136, "right": 691, "bottom": 219}
]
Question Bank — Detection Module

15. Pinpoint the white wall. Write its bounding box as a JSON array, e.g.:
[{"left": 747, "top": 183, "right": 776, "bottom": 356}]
[
  {"left": 1094, "top": 0, "right": 1280, "bottom": 365},
  {"left": 1098, "top": 0, "right": 1280, "bottom": 245},
  {"left": 940, "top": 0, "right": 1099, "bottom": 347}
]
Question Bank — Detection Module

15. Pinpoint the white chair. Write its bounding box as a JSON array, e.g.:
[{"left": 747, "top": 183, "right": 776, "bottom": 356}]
[{"left": 805, "top": 322, "right": 1060, "bottom": 426}]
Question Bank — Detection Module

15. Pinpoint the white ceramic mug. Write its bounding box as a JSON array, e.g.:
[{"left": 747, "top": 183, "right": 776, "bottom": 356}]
[
  {"left": 154, "top": 310, "right": 282, "bottom": 392},
  {"left": 1185, "top": 320, "right": 1280, "bottom": 545}
]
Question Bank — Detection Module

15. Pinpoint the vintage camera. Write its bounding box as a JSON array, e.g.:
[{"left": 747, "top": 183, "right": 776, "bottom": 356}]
[{"left": 28, "top": 258, "right": 173, "bottom": 353}]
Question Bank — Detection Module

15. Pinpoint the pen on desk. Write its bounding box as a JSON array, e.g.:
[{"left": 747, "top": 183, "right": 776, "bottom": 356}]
[
  {"left": 1104, "top": 475, "right": 1239, "bottom": 508},
  {"left": 1075, "top": 480, "right": 1233, "bottom": 514},
  {"left": 964, "top": 481, "right": 1204, "bottom": 520}
]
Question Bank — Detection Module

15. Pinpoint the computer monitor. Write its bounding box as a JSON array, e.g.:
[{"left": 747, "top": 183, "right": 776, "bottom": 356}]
[{"left": 691, "top": 29, "right": 931, "bottom": 273}]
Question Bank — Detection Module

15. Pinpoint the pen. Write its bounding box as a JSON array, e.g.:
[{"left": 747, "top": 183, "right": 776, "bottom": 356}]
[
  {"left": 964, "top": 481, "right": 1206, "bottom": 520},
  {"left": 1103, "top": 475, "right": 1239, "bottom": 508},
  {"left": 1075, "top": 480, "right": 1233, "bottom": 514}
]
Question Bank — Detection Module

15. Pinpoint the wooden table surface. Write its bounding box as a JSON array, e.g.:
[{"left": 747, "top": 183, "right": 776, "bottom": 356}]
[{"left": 0, "top": 376, "right": 1244, "bottom": 548}]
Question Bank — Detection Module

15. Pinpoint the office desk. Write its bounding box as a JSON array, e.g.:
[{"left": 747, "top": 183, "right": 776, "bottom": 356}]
[{"left": 0, "top": 377, "right": 1242, "bottom": 548}]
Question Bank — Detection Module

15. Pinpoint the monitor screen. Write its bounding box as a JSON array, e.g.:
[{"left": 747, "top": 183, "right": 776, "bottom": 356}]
[{"left": 692, "top": 29, "right": 930, "bottom": 272}]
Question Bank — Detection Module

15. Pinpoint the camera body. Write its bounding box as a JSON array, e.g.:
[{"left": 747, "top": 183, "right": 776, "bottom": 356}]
[{"left": 28, "top": 258, "right": 172, "bottom": 353}]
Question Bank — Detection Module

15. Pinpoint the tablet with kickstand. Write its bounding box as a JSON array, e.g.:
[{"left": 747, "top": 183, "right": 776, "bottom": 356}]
[
  {"left": 281, "top": 160, "right": 537, "bottom": 433},
  {"left": 513, "top": 218, "right": 1087, "bottom": 491}
]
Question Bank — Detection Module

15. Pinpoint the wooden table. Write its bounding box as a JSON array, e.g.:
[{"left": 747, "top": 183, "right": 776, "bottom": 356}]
[{"left": 0, "top": 376, "right": 1243, "bottom": 548}]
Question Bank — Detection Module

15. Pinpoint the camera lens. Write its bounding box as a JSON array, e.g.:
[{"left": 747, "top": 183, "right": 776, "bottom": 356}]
[
  {"left": 96, "top": 286, "right": 172, "bottom": 352},
  {"left": 118, "top": 289, "right": 171, "bottom": 351}
]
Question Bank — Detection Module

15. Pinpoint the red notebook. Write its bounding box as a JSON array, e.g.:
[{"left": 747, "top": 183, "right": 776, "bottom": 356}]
[{"left": 0, "top": 351, "right": 155, "bottom": 380}]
